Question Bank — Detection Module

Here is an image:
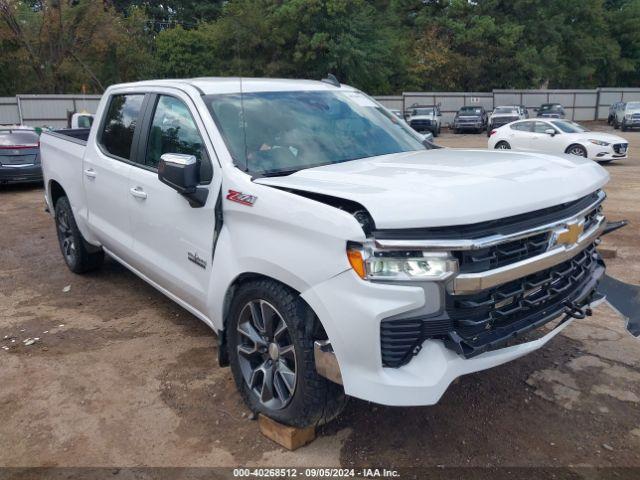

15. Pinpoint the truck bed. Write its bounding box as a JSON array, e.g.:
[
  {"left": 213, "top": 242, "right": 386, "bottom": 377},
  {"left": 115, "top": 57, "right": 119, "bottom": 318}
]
[
  {"left": 47, "top": 128, "right": 91, "bottom": 144},
  {"left": 40, "top": 128, "right": 90, "bottom": 218}
]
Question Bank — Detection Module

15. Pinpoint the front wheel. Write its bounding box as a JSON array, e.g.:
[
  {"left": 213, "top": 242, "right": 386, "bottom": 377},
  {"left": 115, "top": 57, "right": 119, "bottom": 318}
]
[
  {"left": 621, "top": 122, "right": 628, "bottom": 132},
  {"left": 54, "top": 196, "right": 104, "bottom": 273},
  {"left": 566, "top": 144, "right": 587, "bottom": 158},
  {"left": 495, "top": 141, "right": 511, "bottom": 150},
  {"left": 227, "top": 279, "right": 346, "bottom": 428}
]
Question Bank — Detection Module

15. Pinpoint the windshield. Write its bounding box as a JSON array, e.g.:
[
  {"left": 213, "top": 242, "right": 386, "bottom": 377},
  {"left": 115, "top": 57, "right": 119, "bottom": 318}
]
[
  {"left": 626, "top": 102, "right": 640, "bottom": 111},
  {"left": 494, "top": 107, "right": 518, "bottom": 114},
  {"left": 0, "top": 130, "right": 39, "bottom": 147},
  {"left": 206, "top": 90, "right": 426, "bottom": 175},
  {"left": 412, "top": 108, "right": 434, "bottom": 116},
  {"left": 459, "top": 107, "right": 482, "bottom": 115},
  {"left": 540, "top": 104, "right": 561, "bottom": 111},
  {"left": 550, "top": 120, "right": 588, "bottom": 133}
]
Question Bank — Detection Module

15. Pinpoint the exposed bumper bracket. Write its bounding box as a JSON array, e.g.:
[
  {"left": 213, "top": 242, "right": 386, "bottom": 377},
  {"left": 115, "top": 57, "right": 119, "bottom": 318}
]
[
  {"left": 602, "top": 219, "right": 628, "bottom": 236},
  {"left": 314, "top": 340, "right": 343, "bottom": 385}
]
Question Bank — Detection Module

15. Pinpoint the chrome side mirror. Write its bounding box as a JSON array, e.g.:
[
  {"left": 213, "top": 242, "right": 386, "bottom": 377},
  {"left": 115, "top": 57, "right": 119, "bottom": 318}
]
[{"left": 158, "top": 153, "right": 208, "bottom": 207}]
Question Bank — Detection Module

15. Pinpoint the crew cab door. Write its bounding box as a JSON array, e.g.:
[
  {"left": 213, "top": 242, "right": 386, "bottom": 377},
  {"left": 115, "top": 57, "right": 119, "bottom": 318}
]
[
  {"left": 126, "top": 91, "right": 221, "bottom": 313},
  {"left": 84, "top": 93, "right": 146, "bottom": 260}
]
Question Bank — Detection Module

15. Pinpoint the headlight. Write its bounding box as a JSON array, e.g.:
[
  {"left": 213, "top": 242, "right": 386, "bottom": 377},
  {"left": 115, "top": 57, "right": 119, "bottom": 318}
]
[
  {"left": 625, "top": 114, "right": 632, "bottom": 119},
  {"left": 347, "top": 244, "right": 458, "bottom": 281},
  {"left": 588, "top": 139, "right": 610, "bottom": 146}
]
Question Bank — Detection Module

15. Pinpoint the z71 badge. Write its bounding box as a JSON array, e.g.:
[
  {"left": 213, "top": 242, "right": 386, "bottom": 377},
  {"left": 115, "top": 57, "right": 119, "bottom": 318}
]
[{"left": 226, "top": 190, "right": 257, "bottom": 206}]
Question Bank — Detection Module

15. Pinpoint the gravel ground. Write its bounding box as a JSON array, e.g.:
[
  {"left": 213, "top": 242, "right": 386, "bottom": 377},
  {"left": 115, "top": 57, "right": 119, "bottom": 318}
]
[{"left": 1, "top": 123, "right": 639, "bottom": 473}]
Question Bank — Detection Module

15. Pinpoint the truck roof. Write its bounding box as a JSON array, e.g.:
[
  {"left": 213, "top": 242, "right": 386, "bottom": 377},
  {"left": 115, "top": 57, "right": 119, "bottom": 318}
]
[{"left": 108, "top": 77, "right": 356, "bottom": 95}]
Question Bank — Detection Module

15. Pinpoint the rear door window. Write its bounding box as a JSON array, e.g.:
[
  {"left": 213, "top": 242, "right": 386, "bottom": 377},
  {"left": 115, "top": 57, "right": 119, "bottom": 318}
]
[
  {"left": 511, "top": 121, "right": 533, "bottom": 132},
  {"left": 100, "top": 94, "right": 144, "bottom": 160}
]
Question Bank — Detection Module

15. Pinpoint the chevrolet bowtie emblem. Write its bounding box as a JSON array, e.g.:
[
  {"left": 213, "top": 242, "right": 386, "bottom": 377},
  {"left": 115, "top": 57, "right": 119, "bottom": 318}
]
[{"left": 556, "top": 221, "right": 584, "bottom": 245}]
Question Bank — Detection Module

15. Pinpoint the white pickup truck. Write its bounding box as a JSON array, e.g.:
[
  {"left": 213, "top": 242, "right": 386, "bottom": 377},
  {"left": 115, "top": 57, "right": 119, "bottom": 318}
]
[{"left": 41, "top": 78, "right": 614, "bottom": 427}]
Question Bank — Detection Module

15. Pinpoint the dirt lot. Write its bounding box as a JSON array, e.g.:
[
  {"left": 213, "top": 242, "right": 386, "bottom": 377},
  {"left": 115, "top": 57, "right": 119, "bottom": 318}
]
[{"left": 1, "top": 123, "right": 639, "bottom": 473}]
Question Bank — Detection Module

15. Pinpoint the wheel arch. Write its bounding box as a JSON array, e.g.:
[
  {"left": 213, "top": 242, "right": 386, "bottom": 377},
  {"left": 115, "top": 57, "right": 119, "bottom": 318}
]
[
  {"left": 217, "top": 271, "right": 329, "bottom": 367},
  {"left": 49, "top": 179, "right": 67, "bottom": 207},
  {"left": 565, "top": 143, "right": 587, "bottom": 155}
]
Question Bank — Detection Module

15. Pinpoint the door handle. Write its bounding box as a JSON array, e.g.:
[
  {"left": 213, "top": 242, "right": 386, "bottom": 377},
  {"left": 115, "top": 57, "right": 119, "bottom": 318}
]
[
  {"left": 129, "top": 187, "right": 147, "bottom": 199},
  {"left": 84, "top": 168, "right": 96, "bottom": 179}
]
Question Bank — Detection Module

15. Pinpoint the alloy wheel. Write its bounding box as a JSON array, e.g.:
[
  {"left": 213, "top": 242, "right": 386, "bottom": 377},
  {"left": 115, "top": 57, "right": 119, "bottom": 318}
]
[
  {"left": 568, "top": 146, "right": 586, "bottom": 157},
  {"left": 56, "top": 208, "right": 76, "bottom": 265},
  {"left": 236, "top": 299, "right": 297, "bottom": 410}
]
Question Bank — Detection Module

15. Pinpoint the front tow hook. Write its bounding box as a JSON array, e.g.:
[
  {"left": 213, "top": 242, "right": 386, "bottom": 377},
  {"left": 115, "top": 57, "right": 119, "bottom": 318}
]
[{"left": 563, "top": 300, "right": 593, "bottom": 320}]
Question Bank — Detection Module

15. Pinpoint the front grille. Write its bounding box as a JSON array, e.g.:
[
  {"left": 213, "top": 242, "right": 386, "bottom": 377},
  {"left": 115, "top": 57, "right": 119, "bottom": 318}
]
[
  {"left": 379, "top": 245, "right": 603, "bottom": 367},
  {"left": 492, "top": 116, "right": 519, "bottom": 126},
  {"left": 446, "top": 244, "right": 601, "bottom": 356},
  {"left": 455, "top": 232, "right": 549, "bottom": 274},
  {"left": 410, "top": 119, "right": 432, "bottom": 130},
  {"left": 613, "top": 143, "right": 628, "bottom": 154}
]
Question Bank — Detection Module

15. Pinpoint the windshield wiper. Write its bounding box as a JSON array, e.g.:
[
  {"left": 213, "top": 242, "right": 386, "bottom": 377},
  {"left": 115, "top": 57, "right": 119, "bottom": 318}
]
[{"left": 259, "top": 168, "right": 301, "bottom": 178}]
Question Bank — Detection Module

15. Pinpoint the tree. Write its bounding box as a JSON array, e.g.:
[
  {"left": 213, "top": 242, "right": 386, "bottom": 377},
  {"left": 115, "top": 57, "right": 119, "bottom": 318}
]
[{"left": 0, "top": 0, "right": 153, "bottom": 94}]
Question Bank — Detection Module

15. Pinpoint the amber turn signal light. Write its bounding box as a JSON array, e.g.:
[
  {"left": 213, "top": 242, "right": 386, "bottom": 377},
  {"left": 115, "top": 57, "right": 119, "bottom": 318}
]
[{"left": 347, "top": 247, "right": 366, "bottom": 279}]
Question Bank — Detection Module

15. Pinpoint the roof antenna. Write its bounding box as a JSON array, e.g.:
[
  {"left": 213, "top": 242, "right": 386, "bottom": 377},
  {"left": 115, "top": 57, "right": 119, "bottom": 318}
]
[
  {"left": 321, "top": 73, "right": 341, "bottom": 88},
  {"left": 239, "top": 76, "right": 250, "bottom": 173}
]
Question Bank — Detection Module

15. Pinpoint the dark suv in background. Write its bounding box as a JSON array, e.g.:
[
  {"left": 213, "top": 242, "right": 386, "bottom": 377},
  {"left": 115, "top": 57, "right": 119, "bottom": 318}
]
[
  {"left": 452, "top": 106, "right": 488, "bottom": 133},
  {"left": 0, "top": 126, "right": 42, "bottom": 185},
  {"left": 536, "top": 103, "right": 566, "bottom": 119}
]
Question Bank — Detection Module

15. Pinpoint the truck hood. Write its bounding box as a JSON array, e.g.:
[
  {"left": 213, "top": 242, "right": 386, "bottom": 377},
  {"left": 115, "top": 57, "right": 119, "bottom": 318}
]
[{"left": 255, "top": 149, "right": 609, "bottom": 229}]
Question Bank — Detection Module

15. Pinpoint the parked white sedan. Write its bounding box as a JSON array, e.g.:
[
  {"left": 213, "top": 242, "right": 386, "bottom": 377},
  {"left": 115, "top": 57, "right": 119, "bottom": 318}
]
[{"left": 488, "top": 119, "right": 629, "bottom": 163}]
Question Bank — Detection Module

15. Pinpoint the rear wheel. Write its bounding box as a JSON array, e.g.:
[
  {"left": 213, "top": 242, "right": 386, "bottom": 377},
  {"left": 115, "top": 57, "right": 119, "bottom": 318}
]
[
  {"left": 227, "top": 279, "right": 346, "bottom": 428},
  {"left": 54, "top": 196, "right": 104, "bottom": 273},
  {"left": 566, "top": 144, "right": 587, "bottom": 158},
  {"left": 495, "top": 141, "right": 511, "bottom": 150}
]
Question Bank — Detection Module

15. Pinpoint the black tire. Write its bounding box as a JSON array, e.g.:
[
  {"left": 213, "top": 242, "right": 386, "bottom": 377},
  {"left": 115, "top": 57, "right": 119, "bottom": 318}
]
[
  {"left": 566, "top": 144, "right": 587, "bottom": 158},
  {"left": 227, "top": 279, "right": 346, "bottom": 428},
  {"left": 598, "top": 160, "right": 613, "bottom": 165},
  {"left": 487, "top": 125, "right": 492, "bottom": 137},
  {"left": 621, "top": 122, "right": 628, "bottom": 132},
  {"left": 54, "top": 196, "right": 104, "bottom": 274},
  {"left": 432, "top": 127, "right": 439, "bottom": 138},
  {"left": 495, "top": 141, "right": 511, "bottom": 150},
  {"left": 453, "top": 128, "right": 459, "bottom": 134},
  {"left": 614, "top": 119, "right": 620, "bottom": 130}
]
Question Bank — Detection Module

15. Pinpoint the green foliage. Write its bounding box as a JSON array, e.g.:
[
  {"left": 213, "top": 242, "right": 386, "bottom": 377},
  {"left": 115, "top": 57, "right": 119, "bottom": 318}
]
[{"left": 1, "top": 0, "right": 640, "bottom": 95}]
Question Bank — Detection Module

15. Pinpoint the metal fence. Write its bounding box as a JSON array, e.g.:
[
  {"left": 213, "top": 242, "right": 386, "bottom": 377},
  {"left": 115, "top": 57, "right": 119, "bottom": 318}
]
[
  {"left": 0, "top": 94, "right": 101, "bottom": 128},
  {"left": 2, "top": 88, "right": 640, "bottom": 128},
  {"left": 375, "top": 87, "right": 640, "bottom": 124}
]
